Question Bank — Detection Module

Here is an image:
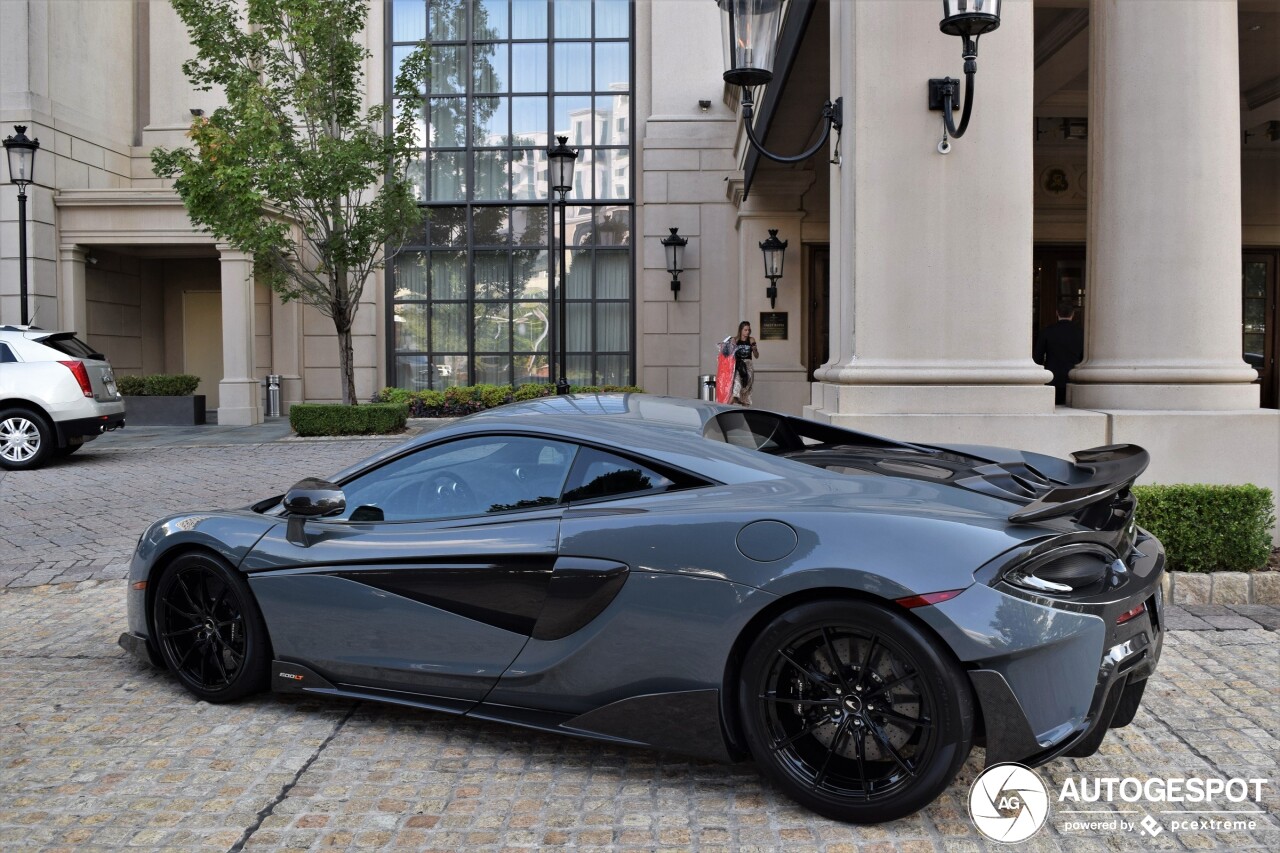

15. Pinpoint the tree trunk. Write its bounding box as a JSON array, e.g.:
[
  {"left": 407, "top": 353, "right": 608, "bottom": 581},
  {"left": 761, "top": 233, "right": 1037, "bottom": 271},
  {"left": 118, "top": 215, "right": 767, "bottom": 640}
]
[{"left": 337, "top": 322, "right": 356, "bottom": 405}]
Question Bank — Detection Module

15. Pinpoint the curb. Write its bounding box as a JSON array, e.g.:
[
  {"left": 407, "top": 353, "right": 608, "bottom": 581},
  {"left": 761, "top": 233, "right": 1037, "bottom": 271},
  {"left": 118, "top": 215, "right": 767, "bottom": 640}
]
[{"left": 1163, "top": 570, "right": 1280, "bottom": 605}]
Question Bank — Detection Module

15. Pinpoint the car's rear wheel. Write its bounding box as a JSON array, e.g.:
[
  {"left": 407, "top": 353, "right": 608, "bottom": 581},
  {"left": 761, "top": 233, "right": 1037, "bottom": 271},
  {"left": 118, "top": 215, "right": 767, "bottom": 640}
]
[
  {"left": 0, "top": 408, "right": 53, "bottom": 471},
  {"left": 152, "top": 552, "right": 271, "bottom": 703},
  {"left": 739, "top": 600, "right": 973, "bottom": 823}
]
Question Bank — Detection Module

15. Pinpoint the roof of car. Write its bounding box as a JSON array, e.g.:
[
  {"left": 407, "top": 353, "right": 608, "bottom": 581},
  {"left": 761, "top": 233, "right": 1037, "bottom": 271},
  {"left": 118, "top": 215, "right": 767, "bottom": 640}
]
[
  {"left": 466, "top": 393, "right": 733, "bottom": 433},
  {"left": 336, "top": 394, "right": 820, "bottom": 486}
]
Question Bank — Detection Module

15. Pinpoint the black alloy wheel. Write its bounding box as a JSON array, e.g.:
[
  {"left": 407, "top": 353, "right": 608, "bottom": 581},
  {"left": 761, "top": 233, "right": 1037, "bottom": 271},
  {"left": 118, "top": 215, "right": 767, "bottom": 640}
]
[
  {"left": 152, "top": 553, "right": 270, "bottom": 703},
  {"left": 739, "top": 600, "right": 973, "bottom": 822}
]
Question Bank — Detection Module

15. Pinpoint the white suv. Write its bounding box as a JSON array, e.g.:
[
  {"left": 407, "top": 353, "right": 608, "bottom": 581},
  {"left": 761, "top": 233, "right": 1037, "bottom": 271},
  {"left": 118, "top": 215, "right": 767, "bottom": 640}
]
[{"left": 0, "top": 326, "right": 126, "bottom": 470}]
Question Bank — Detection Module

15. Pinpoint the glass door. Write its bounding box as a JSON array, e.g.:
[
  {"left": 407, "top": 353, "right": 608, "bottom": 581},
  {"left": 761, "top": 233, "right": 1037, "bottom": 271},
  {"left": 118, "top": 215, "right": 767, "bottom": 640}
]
[
  {"left": 806, "top": 246, "right": 830, "bottom": 382},
  {"left": 1033, "top": 245, "right": 1086, "bottom": 356},
  {"left": 1243, "top": 252, "right": 1278, "bottom": 409}
]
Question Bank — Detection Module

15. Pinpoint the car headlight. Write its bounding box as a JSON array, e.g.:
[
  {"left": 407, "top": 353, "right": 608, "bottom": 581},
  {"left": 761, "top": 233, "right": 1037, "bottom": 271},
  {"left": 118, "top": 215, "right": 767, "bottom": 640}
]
[{"left": 1004, "top": 545, "right": 1122, "bottom": 594}]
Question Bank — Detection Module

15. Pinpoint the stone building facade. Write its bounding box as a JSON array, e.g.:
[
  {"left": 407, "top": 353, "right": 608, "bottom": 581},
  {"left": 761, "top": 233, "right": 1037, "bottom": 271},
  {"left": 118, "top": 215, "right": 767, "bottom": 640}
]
[{"left": 2, "top": 0, "right": 1277, "bottom": 527}]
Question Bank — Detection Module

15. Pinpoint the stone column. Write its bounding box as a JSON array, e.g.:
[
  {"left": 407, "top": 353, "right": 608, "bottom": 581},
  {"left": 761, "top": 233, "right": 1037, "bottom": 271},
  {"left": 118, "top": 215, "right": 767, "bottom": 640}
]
[
  {"left": 732, "top": 173, "right": 813, "bottom": 413},
  {"left": 810, "top": 0, "right": 1053, "bottom": 419},
  {"left": 58, "top": 245, "right": 88, "bottom": 335},
  {"left": 1071, "top": 0, "right": 1257, "bottom": 410},
  {"left": 216, "top": 245, "right": 262, "bottom": 425}
]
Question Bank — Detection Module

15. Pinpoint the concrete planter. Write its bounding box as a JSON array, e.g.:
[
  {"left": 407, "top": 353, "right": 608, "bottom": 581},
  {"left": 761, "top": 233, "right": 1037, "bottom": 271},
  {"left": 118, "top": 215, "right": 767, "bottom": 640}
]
[
  {"left": 123, "top": 395, "right": 206, "bottom": 426},
  {"left": 1163, "top": 570, "right": 1280, "bottom": 605}
]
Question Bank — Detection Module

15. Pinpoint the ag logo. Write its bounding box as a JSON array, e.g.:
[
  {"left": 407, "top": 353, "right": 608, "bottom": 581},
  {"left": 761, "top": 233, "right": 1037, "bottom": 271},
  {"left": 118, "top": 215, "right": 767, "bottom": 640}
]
[{"left": 968, "top": 762, "right": 1050, "bottom": 843}]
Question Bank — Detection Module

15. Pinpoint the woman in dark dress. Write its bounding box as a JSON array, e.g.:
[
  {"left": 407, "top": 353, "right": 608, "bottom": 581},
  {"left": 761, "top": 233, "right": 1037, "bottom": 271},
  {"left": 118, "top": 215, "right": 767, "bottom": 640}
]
[{"left": 730, "top": 320, "right": 758, "bottom": 406}]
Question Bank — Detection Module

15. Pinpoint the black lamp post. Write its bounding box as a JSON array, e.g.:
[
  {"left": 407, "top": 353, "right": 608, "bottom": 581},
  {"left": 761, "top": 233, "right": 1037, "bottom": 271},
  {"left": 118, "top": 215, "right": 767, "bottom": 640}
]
[
  {"left": 3, "top": 126, "right": 40, "bottom": 326},
  {"left": 759, "top": 229, "right": 787, "bottom": 309},
  {"left": 928, "top": 0, "right": 1002, "bottom": 152},
  {"left": 547, "top": 135, "right": 579, "bottom": 396},
  {"left": 660, "top": 228, "right": 688, "bottom": 300},
  {"left": 717, "top": 0, "right": 842, "bottom": 164}
]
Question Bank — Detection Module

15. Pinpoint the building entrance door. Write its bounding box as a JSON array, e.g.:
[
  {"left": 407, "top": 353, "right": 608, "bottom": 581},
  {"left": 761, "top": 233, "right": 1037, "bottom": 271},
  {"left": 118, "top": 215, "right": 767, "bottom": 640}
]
[
  {"left": 1243, "top": 251, "right": 1278, "bottom": 409},
  {"left": 183, "top": 290, "right": 223, "bottom": 411},
  {"left": 1033, "top": 246, "right": 1086, "bottom": 332},
  {"left": 806, "top": 246, "right": 830, "bottom": 382}
]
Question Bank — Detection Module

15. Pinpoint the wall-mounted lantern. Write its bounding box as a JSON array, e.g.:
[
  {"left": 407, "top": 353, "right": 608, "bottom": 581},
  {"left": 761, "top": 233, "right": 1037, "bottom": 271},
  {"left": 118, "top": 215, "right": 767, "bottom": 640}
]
[
  {"left": 928, "top": 0, "right": 1002, "bottom": 153},
  {"left": 759, "top": 229, "right": 787, "bottom": 309},
  {"left": 717, "top": 0, "right": 842, "bottom": 164},
  {"left": 661, "top": 228, "right": 689, "bottom": 300}
]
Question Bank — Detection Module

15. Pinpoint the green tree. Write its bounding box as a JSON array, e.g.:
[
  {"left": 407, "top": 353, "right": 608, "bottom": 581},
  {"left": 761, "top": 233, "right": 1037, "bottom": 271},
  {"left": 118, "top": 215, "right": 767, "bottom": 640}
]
[{"left": 152, "top": 0, "right": 429, "bottom": 405}]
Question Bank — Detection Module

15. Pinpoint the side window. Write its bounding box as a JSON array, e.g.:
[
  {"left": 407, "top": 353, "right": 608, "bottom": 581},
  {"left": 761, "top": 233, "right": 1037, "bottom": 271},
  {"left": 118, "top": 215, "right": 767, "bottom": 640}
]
[
  {"left": 0, "top": 343, "right": 16, "bottom": 363},
  {"left": 336, "top": 435, "right": 576, "bottom": 522},
  {"left": 562, "top": 448, "right": 674, "bottom": 503}
]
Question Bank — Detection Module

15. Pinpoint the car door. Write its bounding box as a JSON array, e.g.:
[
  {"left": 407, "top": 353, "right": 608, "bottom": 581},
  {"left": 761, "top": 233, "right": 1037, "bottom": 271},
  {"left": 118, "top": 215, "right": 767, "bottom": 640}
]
[{"left": 244, "top": 434, "right": 577, "bottom": 712}]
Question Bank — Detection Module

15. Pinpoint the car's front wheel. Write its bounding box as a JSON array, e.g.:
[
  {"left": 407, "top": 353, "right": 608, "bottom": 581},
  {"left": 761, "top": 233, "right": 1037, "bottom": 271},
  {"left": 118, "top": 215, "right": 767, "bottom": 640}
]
[
  {"left": 0, "top": 408, "right": 53, "bottom": 470},
  {"left": 152, "top": 552, "right": 271, "bottom": 703},
  {"left": 739, "top": 599, "right": 973, "bottom": 823}
]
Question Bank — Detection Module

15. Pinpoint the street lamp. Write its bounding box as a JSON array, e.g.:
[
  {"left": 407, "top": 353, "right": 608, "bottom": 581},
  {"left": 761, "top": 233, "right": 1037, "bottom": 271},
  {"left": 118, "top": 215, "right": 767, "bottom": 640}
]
[
  {"left": 717, "top": 0, "right": 842, "bottom": 164},
  {"left": 928, "top": 0, "right": 1002, "bottom": 153},
  {"left": 3, "top": 126, "right": 40, "bottom": 326},
  {"left": 660, "top": 228, "right": 688, "bottom": 300},
  {"left": 759, "top": 229, "right": 787, "bottom": 309},
  {"left": 547, "top": 135, "right": 579, "bottom": 396}
]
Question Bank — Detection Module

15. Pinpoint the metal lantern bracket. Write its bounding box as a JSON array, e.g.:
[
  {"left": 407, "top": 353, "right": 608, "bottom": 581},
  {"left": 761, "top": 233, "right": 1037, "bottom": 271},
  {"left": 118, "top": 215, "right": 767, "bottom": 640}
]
[
  {"left": 741, "top": 89, "right": 843, "bottom": 165},
  {"left": 928, "top": 0, "right": 1002, "bottom": 154},
  {"left": 927, "top": 35, "right": 980, "bottom": 153}
]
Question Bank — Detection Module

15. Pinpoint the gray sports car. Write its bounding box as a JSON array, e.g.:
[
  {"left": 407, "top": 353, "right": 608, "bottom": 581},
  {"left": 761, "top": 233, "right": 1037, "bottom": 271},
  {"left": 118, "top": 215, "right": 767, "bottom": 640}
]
[{"left": 120, "top": 394, "right": 1165, "bottom": 822}]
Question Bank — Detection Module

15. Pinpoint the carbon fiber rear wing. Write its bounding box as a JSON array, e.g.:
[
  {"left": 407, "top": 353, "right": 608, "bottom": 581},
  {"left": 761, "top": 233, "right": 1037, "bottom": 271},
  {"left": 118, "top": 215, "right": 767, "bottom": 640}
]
[{"left": 1007, "top": 444, "right": 1150, "bottom": 523}]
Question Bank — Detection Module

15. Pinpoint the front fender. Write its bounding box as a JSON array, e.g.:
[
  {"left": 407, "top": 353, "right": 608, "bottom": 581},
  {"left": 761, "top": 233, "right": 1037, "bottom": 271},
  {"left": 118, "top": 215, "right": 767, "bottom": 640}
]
[{"left": 126, "top": 512, "right": 279, "bottom": 639}]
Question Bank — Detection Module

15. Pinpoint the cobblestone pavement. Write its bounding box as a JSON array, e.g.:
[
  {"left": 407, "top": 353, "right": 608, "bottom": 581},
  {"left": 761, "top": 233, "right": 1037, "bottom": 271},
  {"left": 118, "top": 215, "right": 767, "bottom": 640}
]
[
  {"left": 1, "top": 439, "right": 1277, "bottom": 851},
  {"left": 0, "top": 437, "right": 407, "bottom": 589}
]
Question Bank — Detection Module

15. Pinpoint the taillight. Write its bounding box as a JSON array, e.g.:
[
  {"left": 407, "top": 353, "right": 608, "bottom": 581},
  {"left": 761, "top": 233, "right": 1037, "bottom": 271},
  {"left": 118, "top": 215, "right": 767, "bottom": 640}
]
[
  {"left": 1004, "top": 546, "right": 1119, "bottom": 595},
  {"left": 59, "top": 360, "right": 94, "bottom": 397}
]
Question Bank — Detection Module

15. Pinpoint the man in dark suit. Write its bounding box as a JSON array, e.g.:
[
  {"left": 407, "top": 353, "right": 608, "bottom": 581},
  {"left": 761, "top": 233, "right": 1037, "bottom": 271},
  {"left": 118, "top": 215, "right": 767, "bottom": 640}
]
[{"left": 1034, "top": 300, "right": 1085, "bottom": 405}]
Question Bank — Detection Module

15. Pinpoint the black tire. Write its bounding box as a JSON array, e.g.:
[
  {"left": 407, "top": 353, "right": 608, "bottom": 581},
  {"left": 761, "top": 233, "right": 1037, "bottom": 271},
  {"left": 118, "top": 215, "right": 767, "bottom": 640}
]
[
  {"left": 738, "top": 599, "right": 973, "bottom": 823},
  {"left": 0, "top": 408, "right": 54, "bottom": 470},
  {"left": 152, "top": 552, "right": 271, "bottom": 703}
]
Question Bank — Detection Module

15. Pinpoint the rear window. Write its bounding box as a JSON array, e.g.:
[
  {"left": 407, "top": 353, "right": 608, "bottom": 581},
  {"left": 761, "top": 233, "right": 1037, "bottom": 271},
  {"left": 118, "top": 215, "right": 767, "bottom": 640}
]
[
  {"left": 36, "top": 334, "right": 101, "bottom": 359},
  {"left": 0, "top": 343, "right": 16, "bottom": 363}
]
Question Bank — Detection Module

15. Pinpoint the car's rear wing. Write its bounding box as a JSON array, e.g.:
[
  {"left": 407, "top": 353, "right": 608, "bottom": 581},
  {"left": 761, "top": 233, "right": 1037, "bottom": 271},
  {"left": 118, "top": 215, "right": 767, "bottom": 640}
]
[{"left": 1007, "top": 444, "right": 1149, "bottom": 523}]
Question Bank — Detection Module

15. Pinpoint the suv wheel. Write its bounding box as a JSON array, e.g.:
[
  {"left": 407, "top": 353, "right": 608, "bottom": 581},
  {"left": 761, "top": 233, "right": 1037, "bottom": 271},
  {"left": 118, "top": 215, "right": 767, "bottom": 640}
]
[{"left": 0, "top": 408, "right": 53, "bottom": 470}]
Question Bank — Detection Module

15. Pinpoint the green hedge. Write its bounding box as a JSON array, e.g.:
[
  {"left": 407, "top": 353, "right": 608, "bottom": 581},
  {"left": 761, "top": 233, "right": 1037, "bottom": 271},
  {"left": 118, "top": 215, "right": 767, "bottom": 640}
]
[
  {"left": 372, "top": 383, "right": 644, "bottom": 417},
  {"left": 117, "top": 374, "right": 201, "bottom": 396},
  {"left": 1132, "top": 484, "right": 1275, "bottom": 573},
  {"left": 289, "top": 403, "right": 408, "bottom": 437}
]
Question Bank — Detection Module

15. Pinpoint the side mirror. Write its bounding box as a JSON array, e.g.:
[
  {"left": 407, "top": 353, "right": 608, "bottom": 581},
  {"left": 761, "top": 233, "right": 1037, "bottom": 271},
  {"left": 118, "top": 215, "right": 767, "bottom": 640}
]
[
  {"left": 283, "top": 478, "right": 346, "bottom": 517},
  {"left": 283, "top": 478, "right": 346, "bottom": 546}
]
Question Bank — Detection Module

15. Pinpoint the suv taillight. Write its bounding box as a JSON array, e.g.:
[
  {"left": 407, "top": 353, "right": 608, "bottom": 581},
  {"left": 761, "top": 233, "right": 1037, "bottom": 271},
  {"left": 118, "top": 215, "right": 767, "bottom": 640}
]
[{"left": 59, "top": 360, "right": 94, "bottom": 397}]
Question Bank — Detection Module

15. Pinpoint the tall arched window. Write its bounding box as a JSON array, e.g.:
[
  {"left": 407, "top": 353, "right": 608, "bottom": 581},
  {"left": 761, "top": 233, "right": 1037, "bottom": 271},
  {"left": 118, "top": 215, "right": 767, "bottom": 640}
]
[{"left": 388, "top": 0, "right": 634, "bottom": 390}]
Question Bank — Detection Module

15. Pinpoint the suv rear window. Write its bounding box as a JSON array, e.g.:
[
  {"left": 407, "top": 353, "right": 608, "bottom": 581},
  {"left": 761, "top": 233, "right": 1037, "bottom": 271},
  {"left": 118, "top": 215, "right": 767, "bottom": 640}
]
[{"left": 36, "top": 334, "right": 101, "bottom": 359}]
